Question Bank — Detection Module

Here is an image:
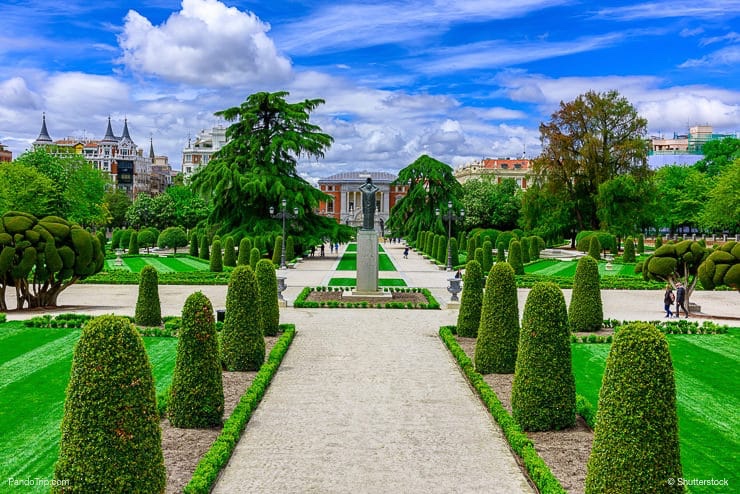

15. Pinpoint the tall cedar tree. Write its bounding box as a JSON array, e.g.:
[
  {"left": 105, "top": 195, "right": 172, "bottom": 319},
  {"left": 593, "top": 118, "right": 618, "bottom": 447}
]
[
  {"left": 189, "top": 91, "right": 350, "bottom": 245},
  {"left": 386, "top": 155, "right": 463, "bottom": 242},
  {"left": 475, "top": 262, "right": 520, "bottom": 374}
]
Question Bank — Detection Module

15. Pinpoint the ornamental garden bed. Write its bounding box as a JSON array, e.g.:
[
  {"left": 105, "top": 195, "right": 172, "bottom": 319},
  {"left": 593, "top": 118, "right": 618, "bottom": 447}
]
[
  {"left": 446, "top": 324, "right": 739, "bottom": 494},
  {"left": 293, "top": 286, "right": 439, "bottom": 309}
]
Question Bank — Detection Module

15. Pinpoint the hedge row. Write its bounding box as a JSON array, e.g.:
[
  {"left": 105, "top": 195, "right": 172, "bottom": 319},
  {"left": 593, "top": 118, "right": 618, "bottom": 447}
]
[
  {"left": 183, "top": 324, "right": 295, "bottom": 494},
  {"left": 439, "top": 326, "right": 566, "bottom": 494},
  {"left": 81, "top": 270, "right": 233, "bottom": 285}
]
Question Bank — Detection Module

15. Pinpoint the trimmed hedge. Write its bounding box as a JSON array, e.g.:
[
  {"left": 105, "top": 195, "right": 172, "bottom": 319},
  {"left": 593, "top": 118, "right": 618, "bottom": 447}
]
[
  {"left": 210, "top": 239, "right": 223, "bottom": 272},
  {"left": 184, "top": 325, "right": 295, "bottom": 494},
  {"left": 497, "top": 242, "right": 506, "bottom": 262},
  {"left": 222, "top": 236, "right": 236, "bottom": 267},
  {"left": 520, "top": 236, "right": 531, "bottom": 264},
  {"left": 199, "top": 234, "right": 209, "bottom": 261},
  {"left": 585, "top": 322, "right": 682, "bottom": 493},
  {"left": 475, "top": 262, "right": 519, "bottom": 374},
  {"left": 249, "top": 247, "right": 261, "bottom": 270},
  {"left": 481, "top": 240, "right": 493, "bottom": 273},
  {"left": 168, "top": 291, "right": 224, "bottom": 428},
  {"left": 221, "top": 265, "right": 265, "bottom": 371},
  {"left": 512, "top": 282, "right": 575, "bottom": 431},
  {"left": 237, "top": 237, "right": 251, "bottom": 266},
  {"left": 128, "top": 230, "right": 139, "bottom": 255},
  {"left": 456, "top": 260, "right": 484, "bottom": 337},
  {"left": 622, "top": 237, "right": 635, "bottom": 263},
  {"left": 440, "top": 327, "right": 566, "bottom": 494},
  {"left": 52, "top": 315, "right": 165, "bottom": 493},
  {"left": 272, "top": 236, "right": 283, "bottom": 266},
  {"left": 189, "top": 232, "right": 199, "bottom": 257},
  {"left": 135, "top": 265, "right": 161, "bottom": 327},
  {"left": 637, "top": 234, "right": 644, "bottom": 254},
  {"left": 256, "top": 259, "right": 280, "bottom": 336},
  {"left": 568, "top": 255, "right": 603, "bottom": 332},
  {"left": 508, "top": 239, "right": 524, "bottom": 275},
  {"left": 588, "top": 236, "right": 601, "bottom": 260}
]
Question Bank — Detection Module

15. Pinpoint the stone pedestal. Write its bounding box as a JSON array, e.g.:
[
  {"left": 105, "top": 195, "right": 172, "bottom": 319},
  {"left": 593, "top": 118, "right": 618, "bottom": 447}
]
[{"left": 355, "top": 229, "right": 380, "bottom": 295}]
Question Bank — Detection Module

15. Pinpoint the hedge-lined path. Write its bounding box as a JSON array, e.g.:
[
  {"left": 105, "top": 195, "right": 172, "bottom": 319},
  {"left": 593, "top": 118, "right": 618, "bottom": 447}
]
[{"left": 213, "top": 308, "right": 535, "bottom": 493}]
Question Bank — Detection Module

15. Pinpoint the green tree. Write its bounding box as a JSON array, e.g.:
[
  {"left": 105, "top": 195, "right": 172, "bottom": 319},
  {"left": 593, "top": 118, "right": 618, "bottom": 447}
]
[
  {"left": 475, "top": 262, "right": 519, "bottom": 374},
  {"left": 461, "top": 176, "right": 521, "bottom": 231},
  {"left": 158, "top": 227, "right": 188, "bottom": 254},
  {"left": 693, "top": 136, "right": 740, "bottom": 177},
  {"left": 221, "top": 265, "right": 265, "bottom": 371},
  {"left": 585, "top": 323, "right": 682, "bottom": 493},
  {"left": 637, "top": 233, "right": 645, "bottom": 254},
  {"left": 530, "top": 90, "right": 649, "bottom": 243},
  {"left": 520, "top": 236, "right": 531, "bottom": 264},
  {"left": 639, "top": 240, "right": 708, "bottom": 305},
  {"left": 165, "top": 185, "right": 210, "bottom": 230},
  {"left": 52, "top": 315, "right": 165, "bottom": 493},
  {"left": 210, "top": 239, "right": 223, "bottom": 272},
  {"left": 168, "top": 292, "right": 224, "bottom": 428},
  {"left": 256, "top": 259, "right": 280, "bottom": 336},
  {"left": 272, "top": 236, "right": 283, "bottom": 266},
  {"left": 249, "top": 247, "right": 261, "bottom": 269},
  {"left": 104, "top": 189, "right": 133, "bottom": 229},
  {"left": 456, "top": 260, "right": 484, "bottom": 337},
  {"left": 190, "top": 91, "right": 348, "bottom": 245},
  {"left": 588, "top": 236, "right": 601, "bottom": 260},
  {"left": 697, "top": 241, "right": 740, "bottom": 291},
  {"left": 481, "top": 240, "right": 493, "bottom": 273},
  {"left": 700, "top": 159, "right": 739, "bottom": 233},
  {"left": 569, "top": 256, "right": 603, "bottom": 332},
  {"left": 386, "top": 155, "right": 463, "bottom": 241},
  {"left": 125, "top": 193, "right": 154, "bottom": 230},
  {"left": 597, "top": 174, "right": 657, "bottom": 240},
  {"left": 448, "top": 237, "right": 459, "bottom": 268},
  {"left": 654, "top": 165, "right": 710, "bottom": 234},
  {"left": 149, "top": 193, "right": 177, "bottom": 230},
  {"left": 0, "top": 163, "right": 57, "bottom": 217},
  {"left": 135, "top": 265, "right": 161, "bottom": 327},
  {"left": 512, "top": 282, "right": 575, "bottom": 431},
  {"left": 137, "top": 228, "right": 157, "bottom": 253}
]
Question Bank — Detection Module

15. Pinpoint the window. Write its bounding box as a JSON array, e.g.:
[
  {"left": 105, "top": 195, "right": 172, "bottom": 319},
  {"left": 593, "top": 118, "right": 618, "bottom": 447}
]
[
  {"left": 348, "top": 201, "right": 354, "bottom": 212},
  {"left": 327, "top": 199, "right": 334, "bottom": 213},
  {"left": 514, "top": 163, "right": 522, "bottom": 169}
]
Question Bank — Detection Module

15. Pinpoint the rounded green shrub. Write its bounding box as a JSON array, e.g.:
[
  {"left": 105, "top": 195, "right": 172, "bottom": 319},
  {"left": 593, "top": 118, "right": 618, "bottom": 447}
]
[
  {"left": 481, "top": 240, "right": 493, "bottom": 273},
  {"left": 52, "top": 315, "right": 165, "bottom": 493},
  {"left": 520, "top": 236, "right": 531, "bottom": 264},
  {"left": 119, "top": 229, "right": 133, "bottom": 251},
  {"left": 199, "top": 234, "right": 209, "bottom": 260},
  {"left": 168, "top": 292, "right": 224, "bottom": 428},
  {"left": 128, "top": 231, "right": 139, "bottom": 255},
  {"left": 237, "top": 237, "right": 252, "bottom": 266},
  {"left": 157, "top": 227, "right": 188, "bottom": 254},
  {"left": 475, "top": 262, "right": 519, "bottom": 374},
  {"left": 221, "top": 265, "right": 265, "bottom": 371},
  {"left": 210, "top": 239, "right": 223, "bottom": 272},
  {"left": 585, "top": 322, "right": 682, "bottom": 493},
  {"left": 623, "top": 237, "right": 636, "bottom": 262},
  {"left": 655, "top": 235, "right": 663, "bottom": 249},
  {"left": 256, "top": 259, "right": 280, "bottom": 336},
  {"left": 508, "top": 239, "right": 524, "bottom": 275},
  {"left": 456, "top": 260, "right": 484, "bottom": 337},
  {"left": 511, "top": 282, "right": 575, "bottom": 431},
  {"left": 648, "top": 256, "right": 677, "bottom": 277},
  {"left": 189, "top": 232, "right": 199, "bottom": 257},
  {"left": 588, "top": 235, "right": 601, "bottom": 260},
  {"left": 135, "top": 265, "right": 161, "bottom": 327},
  {"left": 249, "top": 247, "right": 261, "bottom": 269},
  {"left": 569, "top": 255, "right": 603, "bottom": 332}
]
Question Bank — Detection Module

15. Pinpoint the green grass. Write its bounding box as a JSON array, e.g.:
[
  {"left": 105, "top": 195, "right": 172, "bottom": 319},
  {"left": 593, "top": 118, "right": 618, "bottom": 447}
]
[
  {"left": 327, "top": 277, "right": 407, "bottom": 287},
  {"left": 104, "top": 255, "right": 211, "bottom": 273},
  {"left": 0, "top": 322, "right": 178, "bottom": 491},
  {"left": 525, "top": 259, "right": 638, "bottom": 278},
  {"left": 343, "top": 243, "right": 386, "bottom": 253},
  {"left": 572, "top": 330, "right": 740, "bottom": 492},
  {"left": 336, "top": 253, "right": 397, "bottom": 271}
]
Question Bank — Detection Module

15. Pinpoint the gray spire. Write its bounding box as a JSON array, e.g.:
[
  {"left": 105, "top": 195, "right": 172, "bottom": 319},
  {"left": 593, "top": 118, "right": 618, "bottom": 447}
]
[
  {"left": 101, "top": 116, "right": 117, "bottom": 143},
  {"left": 149, "top": 136, "right": 155, "bottom": 162},
  {"left": 122, "top": 117, "right": 132, "bottom": 141},
  {"left": 34, "top": 113, "right": 53, "bottom": 144}
]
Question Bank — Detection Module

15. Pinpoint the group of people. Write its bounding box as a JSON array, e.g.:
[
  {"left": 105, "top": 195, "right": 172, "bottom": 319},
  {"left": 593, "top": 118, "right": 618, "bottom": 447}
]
[{"left": 663, "top": 282, "right": 688, "bottom": 318}]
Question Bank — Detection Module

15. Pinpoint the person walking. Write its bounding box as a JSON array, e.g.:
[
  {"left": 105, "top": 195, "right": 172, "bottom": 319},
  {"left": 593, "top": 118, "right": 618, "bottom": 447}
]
[
  {"left": 675, "top": 282, "right": 688, "bottom": 318},
  {"left": 663, "top": 285, "right": 674, "bottom": 318},
  {"left": 403, "top": 247, "right": 409, "bottom": 259}
]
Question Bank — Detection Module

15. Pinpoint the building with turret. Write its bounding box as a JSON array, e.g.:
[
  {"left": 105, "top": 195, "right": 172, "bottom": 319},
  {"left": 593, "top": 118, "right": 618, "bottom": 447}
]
[{"left": 32, "top": 114, "right": 169, "bottom": 198}]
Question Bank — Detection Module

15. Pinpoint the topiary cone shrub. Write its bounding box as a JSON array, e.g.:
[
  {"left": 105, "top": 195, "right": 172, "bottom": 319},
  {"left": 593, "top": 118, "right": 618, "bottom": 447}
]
[
  {"left": 569, "top": 255, "right": 603, "bottom": 332},
  {"left": 237, "top": 237, "right": 251, "bottom": 266},
  {"left": 528, "top": 236, "right": 539, "bottom": 260},
  {"left": 272, "top": 236, "right": 283, "bottom": 266},
  {"left": 199, "top": 234, "right": 209, "bottom": 260},
  {"left": 128, "top": 230, "right": 139, "bottom": 255},
  {"left": 637, "top": 233, "right": 645, "bottom": 254},
  {"left": 189, "top": 232, "right": 199, "bottom": 257},
  {"left": 520, "top": 236, "right": 531, "bottom": 264},
  {"left": 221, "top": 265, "right": 265, "bottom": 371},
  {"left": 585, "top": 322, "right": 682, "bottom": 493},
  {"left": 508, "top": 239, "right": 524, "bottom": 275},
  {"left": 512, "top": 282, "right": 575, "bottom": 431},
  {"left": 623, "top": 236, "right": 636, "bottom": 262},
  {"left": 223, "top": 236, "right": 236, "bottom": 267},
  {"left": 210, "top": 239, "right": 223, "bottom": 272},
  {"left": 135, "top": 265, "right": 161, "bottom": 327},
  {"left": 168, "top": 292, "right": 224, "bottom": 428},
  {"left": 475, "top": 261, "right": 519, "bottom": 374},
  {"left": 588, "top": 235, "right": 601, "bottom": 260},
  {"left": 481, "top": 240, "right": 493, "bottom": 273},
  {"left": 249, "top": 247, "right": 261, "bottom": 269},
  {"left": 448, "top": 237, "right": 459, "bottom": 268},
  {"left": 456, "top": 260, "right": 484, "bottom": 338},
  {"left": 256, "top": 259, "right": 280, "bottom": 336},
  {"left": 496, "top": 242, "right": 506, "bottom": 262},
  {"left": 52, "top": 315, "right": 165, "bottom": 493}
]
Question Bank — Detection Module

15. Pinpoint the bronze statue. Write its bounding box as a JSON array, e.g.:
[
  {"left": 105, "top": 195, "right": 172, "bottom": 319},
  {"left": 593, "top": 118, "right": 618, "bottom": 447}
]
[{"left": 359, "top": 177, "right": 379, "bottom": 230}]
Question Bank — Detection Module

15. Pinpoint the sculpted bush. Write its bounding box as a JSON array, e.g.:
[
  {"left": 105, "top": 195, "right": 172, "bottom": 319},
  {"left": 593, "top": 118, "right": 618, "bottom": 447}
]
[
  {"left": 222, "top": 236, "right": 236, "bottom": 267},
  {"left": 456, "top": 260, "right": 484, "bottom": 338},
  {"left": 256, "top": 259, "right": 280, "bottom": 336},
  {"left": 569, "top": 255, "right": 603, "bottom": 332},
  {"left": 134, "top": 265, "right": 161, "bottom": 327},
  {"left": 210, "top": 239, "right": 223, "bottom": 272},
  {"left": 475, "top": 262, "right": 519, "bottom": 374},
  {"left": 508, "top": 239, "right": 524, "bottom": 275},
  {"left": 221, "top": 265, "right": 265, "bottom": 370},
  {"left": 237, "top": 237, "right": 252, "bottom": 266}
]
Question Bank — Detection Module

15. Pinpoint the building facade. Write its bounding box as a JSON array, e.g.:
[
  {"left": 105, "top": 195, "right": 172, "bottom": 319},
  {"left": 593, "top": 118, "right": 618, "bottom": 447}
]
[
  {"left": 317, "top": 171, "right": 407, "bottom": 234},
  {"left": 32, "top": 114, "right": 169, "bottom": 198},
  {"left": 648, "top": 125, "right": 736, "bottom": 168},
  {"left": 454, "top": 158, "right": 531, "bottom": 188},
  {"left": 0, "top": 142, "right": 11, "bottom": 162},
  {"left": 181, "top": 125, "right": 227, "bottom": 177}
]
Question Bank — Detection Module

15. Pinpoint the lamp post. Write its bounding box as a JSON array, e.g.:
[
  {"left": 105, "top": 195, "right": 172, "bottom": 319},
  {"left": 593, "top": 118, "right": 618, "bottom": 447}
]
[
  {"left": 436, "top": 201, "right": 465, "bottom": 271},
  {"left": 269, "top": 198, "right": 299, "bottom": 269}
]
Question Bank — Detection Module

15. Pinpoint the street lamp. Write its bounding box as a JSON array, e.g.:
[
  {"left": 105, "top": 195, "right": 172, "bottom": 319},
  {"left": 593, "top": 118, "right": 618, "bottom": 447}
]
[
  {"left": 269, "top": 198, "right": 299, "bottom": 269},
  {"left": 436, "top": 200, "right": 465, "bottom": 271}
]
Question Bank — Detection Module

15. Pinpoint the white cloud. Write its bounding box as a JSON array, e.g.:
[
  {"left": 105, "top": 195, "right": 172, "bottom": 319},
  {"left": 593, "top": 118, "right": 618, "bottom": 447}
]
[
  {"left": 680, "top": 45, "right": 740, "bottom": 68},
  {"left": 0, "top": 77, "right": 42, "bottom": 109},
  {"left": 118, "top": 0, "right": 291, "bottom": 87},
  {"left": 595, "top": 1, "right": 740, "bottom": 20}
]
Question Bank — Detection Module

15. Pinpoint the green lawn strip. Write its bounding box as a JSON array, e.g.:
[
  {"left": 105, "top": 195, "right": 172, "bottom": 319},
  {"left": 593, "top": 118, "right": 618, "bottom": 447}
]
[
  {"left": 439, "top": 327, "right": 565, "bottom": 494},
  {"left": 0, "top": 326, "right": 178, "bottom": 488},
  {"left": 572, "top": 332, "right": 740, "bottom": 493},
  {"left": 343, "top": 243, "right": 385, "bottom": 253},
  {"left": 336, "top": 253, "right": 397, "bottom": 271},
  {"left": 0, "top": 321, "right": 38, "bottom": 343},
  {"left": 524, "top": 260, "right": 559, "bottom": 274},
  {"left": 155, "top": 257, "right": 202, "bottom": 273},
  {"left": 140, "top": 257, "right": 177, "bottom": 273},
  {"left": 175, "top": 257, "right": 212, "bottom": 271},
  {"left": 526, "top": 260, "right": 577, "bottom": 277},
  {"left": 105, "top": 259, "right": 133, "bottom": 271},
  {"left": 184, "top": 325, "right": 295, "bottom": 494},
  {"left": 123, "top": 256, "right": 149, "bottom": 272},
  {"left": 327, "top": 278, "right": 407, "bottom": 287}
]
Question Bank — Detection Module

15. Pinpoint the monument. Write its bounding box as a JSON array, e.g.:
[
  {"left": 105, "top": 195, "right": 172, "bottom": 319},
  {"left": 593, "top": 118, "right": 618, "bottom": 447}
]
[{"left": 353, "top": 177, "right": 387, "bottom": 297}]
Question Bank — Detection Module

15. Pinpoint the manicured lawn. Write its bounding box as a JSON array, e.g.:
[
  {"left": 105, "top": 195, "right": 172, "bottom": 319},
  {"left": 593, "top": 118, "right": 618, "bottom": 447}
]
[
  {"left": 0, "top": 322, "right": 177, "bottom": 491},
  {"left": 105, "top": 255, "right": 210, "bottom": 273},
  {"left": 336, "top": 253, "right": 397, "bottom": 271},
  {"left": 328, "top": 277, "right": 407, "bottom": 287},
  {"left": 343, "top": 243, "right": 386, "bottom": 253},
  {"left": 525, "top": 259, "right": 638, "bottom": 277},
  {"left": 572, "top": 330, "right": 740, "bottom": 492}
]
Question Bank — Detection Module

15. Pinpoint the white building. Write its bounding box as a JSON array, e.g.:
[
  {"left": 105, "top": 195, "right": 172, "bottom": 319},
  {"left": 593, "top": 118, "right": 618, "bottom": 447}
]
[{"left": 181, "top": 125, "right": 227, "bottom": 177}]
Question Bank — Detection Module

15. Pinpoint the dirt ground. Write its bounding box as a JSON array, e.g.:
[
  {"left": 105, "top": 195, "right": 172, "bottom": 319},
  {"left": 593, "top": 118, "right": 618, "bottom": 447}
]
[
  {"left": 304, "top": 290, "right": 430, "bottom": 305},
  {"left": 456, "top": 337, "right": 593, "bottom": 494},
  {"left": 162, "top": 336, "right": 278, "bottom": 494}
]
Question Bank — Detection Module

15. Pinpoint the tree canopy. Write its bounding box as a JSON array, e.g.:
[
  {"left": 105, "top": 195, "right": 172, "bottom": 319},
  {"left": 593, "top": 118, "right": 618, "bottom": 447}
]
[
  {"left": 700, "top": 159, "right": 740, "bottom": 232},
  {"left": 0, "top": 164, "right": 57, "bottom": 217},
  {"left": 386, "top": 154, "right": 463, "bottom": 241},
  {"left": 462, "top": 176, "right": 521, "bottom": 231},
  {"left": 693, "top": 136, "right": 740, "bottom": 177},
  {"left": 653, "top": 165, "right": 710, "bottom": 234}
]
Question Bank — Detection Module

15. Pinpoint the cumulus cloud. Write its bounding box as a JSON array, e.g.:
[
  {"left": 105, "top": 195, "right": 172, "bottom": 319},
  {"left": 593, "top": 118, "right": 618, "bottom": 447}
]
[
  {"left": 118, "top": 0, "right": 291, "bottom": 87},
  {"left": 0, "top": 77, "right": 42, "bottom": 109}
]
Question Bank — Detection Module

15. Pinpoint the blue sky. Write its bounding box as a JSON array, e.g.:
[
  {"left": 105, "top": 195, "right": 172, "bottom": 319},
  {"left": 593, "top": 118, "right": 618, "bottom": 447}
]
[{"left": 1, "top": 0, "right": 739, "bottom": 181}]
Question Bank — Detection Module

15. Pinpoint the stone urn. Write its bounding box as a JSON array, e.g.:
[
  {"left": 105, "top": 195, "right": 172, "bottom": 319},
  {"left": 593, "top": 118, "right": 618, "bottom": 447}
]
[{"left": 447, "top": 278, "right": 462, "bottom": 302}]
